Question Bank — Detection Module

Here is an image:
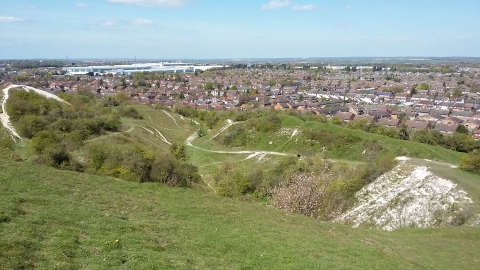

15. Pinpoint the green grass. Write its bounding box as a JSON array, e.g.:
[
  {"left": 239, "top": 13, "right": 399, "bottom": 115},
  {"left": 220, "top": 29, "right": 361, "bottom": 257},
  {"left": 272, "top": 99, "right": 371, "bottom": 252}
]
[{"left": 1, "top": 158, "right": 480, "bottom": 269}]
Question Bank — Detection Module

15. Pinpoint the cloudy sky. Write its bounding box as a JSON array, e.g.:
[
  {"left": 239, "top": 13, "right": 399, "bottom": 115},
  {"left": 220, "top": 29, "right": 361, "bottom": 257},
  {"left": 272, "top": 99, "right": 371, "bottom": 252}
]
[{"left": 1, "top": 0, "right": 479, "bottom": 59}]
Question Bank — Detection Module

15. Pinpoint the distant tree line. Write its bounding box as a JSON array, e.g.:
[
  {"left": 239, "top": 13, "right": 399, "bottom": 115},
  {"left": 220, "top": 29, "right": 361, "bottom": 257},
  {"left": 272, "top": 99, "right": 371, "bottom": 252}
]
[{"left": 10, "top": 60, "right": 65, "bottom": 69}]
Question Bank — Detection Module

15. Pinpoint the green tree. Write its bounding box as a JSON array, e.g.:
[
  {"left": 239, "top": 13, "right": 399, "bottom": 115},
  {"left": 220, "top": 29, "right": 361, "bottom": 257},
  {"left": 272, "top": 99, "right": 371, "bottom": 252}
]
[
  {"left": 460, "top": 151, "right": 480, "bottom": 174},
  {"left": 418, "top": 83, "right": 430, "bottom": 90},
  {"left": 205, "top": 82, "right": 213, "bottom": 90},
  {"left": 410, "top": 87, "right": 417, "bottom": 96},
  {"left": 453, "top": 88, "right": 463, "bottom": 98},
  {"left": 455, "top": 124, "right": 469, "bottom": 134},
  {"left": 170, "top": 143, "right": 187, "bottom": 161}
]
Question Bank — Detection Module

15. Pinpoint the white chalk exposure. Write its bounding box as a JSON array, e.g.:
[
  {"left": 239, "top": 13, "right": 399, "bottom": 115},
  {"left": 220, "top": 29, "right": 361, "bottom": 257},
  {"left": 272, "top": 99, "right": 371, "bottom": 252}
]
[{"left": 336, "top": 158, "right": 474, "bottom": 231}]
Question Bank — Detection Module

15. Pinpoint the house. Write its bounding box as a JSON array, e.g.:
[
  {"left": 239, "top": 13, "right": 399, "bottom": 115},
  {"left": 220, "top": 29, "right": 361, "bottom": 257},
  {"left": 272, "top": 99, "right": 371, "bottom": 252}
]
[
  {"left": 435, "top": 123, "right": 458, "bottom": 134},
  {"left": 274, "top": 102, "right": 289, "bottom": 110},
  {"left": 405, "top": 120, "right": 431, "bottom": 130},
  {"left": 405, "top": 111, "right": 419, "bottom": 120},
  {"left": 353, "top": 115, "right": 376, "bottom": 124},
  {"left": 390, "top": 111, "right": 405, "bottom": 119},
  {"left": 394, "top": 93, "right": 409, "bottom": 102},
  {"left": 369, "top": 111, "right": 391, "bottom": 120},
  {"left": 377, "top": 118, "right": 401, "bottom": 128},
  {"left": 473, "top": 129, "right": 480, "bottom": 141},
  {"left": 335, "top": 112, "right": 355, "bottom": 122}
]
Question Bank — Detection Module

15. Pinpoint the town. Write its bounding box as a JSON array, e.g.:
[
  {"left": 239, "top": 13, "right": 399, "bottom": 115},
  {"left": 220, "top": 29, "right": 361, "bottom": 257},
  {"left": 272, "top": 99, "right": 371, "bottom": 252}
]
[{"left": 2, "top": 59, "right": 480, "bottom": 141}]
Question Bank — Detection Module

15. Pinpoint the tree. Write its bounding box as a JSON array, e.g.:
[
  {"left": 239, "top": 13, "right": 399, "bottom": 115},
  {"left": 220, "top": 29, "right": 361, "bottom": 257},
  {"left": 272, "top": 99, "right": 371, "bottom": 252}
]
[
  {"left": 418, "top": 83, "right": 430, "bottom": 90},
  {"left": 410, "top": 87, "right": 417, "bottom": 96},
  {"left": 174, "top": 72, "right": 181, "bottom": 82},
  {"left": 205, "top": 82, "right": 213, "bottom": 90},
  {"left": 455, "top": 124, "right": 469, "bottom": 134},
  {"left": 170, "top": 143, "right": 187, "bottom": 161},
  {"left": 453, "top": 88, "right": 463, "bottom": 98},
  {"left": 268, "top": 79, "right": 276, "bottom": 87},
  {"left": 460, "top": 151, "right": 480, "bottom": 174}
]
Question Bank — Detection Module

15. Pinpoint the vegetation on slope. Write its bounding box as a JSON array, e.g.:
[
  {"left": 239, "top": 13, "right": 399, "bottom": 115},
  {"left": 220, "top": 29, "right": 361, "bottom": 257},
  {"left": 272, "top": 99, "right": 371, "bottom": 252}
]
[
  {"left": 5, "top": 88, "right": 201, "bottom": 187},
  {"left": 2, "top": 90, "right": 480, "bottom": 268},
  {"left": 2, "top": 88, "right": 478, "bottom": 227}
]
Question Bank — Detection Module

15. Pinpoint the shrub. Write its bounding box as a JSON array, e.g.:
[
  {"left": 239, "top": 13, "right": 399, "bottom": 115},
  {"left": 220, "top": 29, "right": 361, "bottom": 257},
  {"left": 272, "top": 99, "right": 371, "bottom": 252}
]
[
  {"left": 270, "top": 173, "right": 326, "bottom": 217},
  {"left": 118, "top": 107, "right": 143, "bottom": 119},
  {"left": 460, "top": 150, "right": 480, "bottom": 174}
]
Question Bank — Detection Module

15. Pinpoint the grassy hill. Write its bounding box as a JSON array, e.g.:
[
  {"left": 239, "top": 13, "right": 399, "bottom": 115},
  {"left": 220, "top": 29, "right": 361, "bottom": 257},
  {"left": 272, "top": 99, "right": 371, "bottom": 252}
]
[
  {"left": 1, "top": 157, "right": 480, "bottom": 269},
  {"left": 102, "top": 107, "right": 466, "bottom": 177},
  {"left": 2, "top": 103, "right": 480, "bottom": 268}
]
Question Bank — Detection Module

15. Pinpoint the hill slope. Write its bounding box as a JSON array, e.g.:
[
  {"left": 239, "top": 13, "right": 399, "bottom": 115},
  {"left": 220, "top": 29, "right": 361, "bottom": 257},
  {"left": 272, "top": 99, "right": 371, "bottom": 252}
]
[
  {"left": 337, "top": 157, "right": 480, "bottom": 230},
  {"left": 1, "top": 157, "right": 480, "bottom": 269}
]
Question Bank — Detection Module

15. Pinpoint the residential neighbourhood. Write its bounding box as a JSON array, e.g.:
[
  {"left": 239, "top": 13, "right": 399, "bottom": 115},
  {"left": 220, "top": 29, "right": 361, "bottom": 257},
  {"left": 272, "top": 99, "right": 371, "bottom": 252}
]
[{"left": 2, "top": 60, "right": 480, "bottom": 139}]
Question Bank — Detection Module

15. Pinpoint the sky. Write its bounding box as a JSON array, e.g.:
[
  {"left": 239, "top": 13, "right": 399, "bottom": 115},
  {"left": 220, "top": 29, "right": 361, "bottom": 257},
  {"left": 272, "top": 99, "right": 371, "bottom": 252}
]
[{"left": 0, "top": 0, "right": 479, "bottom": 59}]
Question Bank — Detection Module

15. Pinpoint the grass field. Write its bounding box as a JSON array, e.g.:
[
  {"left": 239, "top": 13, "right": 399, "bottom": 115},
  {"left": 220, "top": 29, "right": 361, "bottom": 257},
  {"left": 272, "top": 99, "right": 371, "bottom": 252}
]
[{"left": 1, "top": 157, "right": 480, "bottom": 269}]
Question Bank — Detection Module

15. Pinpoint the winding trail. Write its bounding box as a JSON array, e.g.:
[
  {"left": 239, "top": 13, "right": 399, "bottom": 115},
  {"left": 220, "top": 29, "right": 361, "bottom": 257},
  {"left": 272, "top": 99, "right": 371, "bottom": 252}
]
[
  {"left": 207, "top": 119, "right": 237, "bottom": 142},
  {"left": 185, "top": 131, "right": 288, "bottom": 157},
  {"left": 140, "top": 126, "right": 171, "bottom": 145},
  {"left": 163, "top": 110, "right": 186, "bottom": 129},
  {"left": 1, "top": 84, "right": 70, "bottom": 140}
]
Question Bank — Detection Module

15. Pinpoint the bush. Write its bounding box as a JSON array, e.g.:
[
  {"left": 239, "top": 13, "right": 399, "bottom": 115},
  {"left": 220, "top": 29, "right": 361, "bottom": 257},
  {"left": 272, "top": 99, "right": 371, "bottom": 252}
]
[
  {"left": 270, "top": 173, "right": 326, "bottom": 217},
  {"left": 16, "top": 115, "right": 48, "bottom": 138},
  {"left": 118, "top": 106, "right": 143, "bottom": 119},
  {"left": 460, "top": 150, "right": 480, "bottom": 174}
]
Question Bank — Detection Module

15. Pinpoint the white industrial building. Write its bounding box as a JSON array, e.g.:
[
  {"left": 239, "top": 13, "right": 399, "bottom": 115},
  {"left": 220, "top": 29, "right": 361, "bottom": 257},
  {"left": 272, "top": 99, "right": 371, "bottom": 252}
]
[{"left": 63, "top": 62, "right": 223, "bottom": 76}]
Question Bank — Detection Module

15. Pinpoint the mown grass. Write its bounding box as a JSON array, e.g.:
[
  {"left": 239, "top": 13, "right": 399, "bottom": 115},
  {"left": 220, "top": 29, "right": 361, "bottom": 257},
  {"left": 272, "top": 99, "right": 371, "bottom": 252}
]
[{"left": 1, "top": 158, "right": 480, "bottom": 269}]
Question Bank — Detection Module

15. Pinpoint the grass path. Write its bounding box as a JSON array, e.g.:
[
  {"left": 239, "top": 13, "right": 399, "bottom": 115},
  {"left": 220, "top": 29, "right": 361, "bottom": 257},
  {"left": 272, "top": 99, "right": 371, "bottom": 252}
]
[
  {"left": 186, "top": 131, "right": 289, "bottom": 157},
  {"left": 206, "top": 119, "right": 237, "bottom": 142},
  {"left": 275, "top": 128, "right": 299, "bottom": 151},
  {"left": 162, "top": 110, "right": 188, "bottom": 130},
  {"left": 139, "top": 126, "right": 171, "bottom": 145}
]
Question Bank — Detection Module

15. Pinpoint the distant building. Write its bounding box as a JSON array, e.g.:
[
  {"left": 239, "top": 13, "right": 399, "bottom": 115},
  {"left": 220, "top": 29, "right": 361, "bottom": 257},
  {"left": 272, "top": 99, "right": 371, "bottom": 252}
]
[{"left": 63, "top": 62, "right": 222, "bottom": 76}]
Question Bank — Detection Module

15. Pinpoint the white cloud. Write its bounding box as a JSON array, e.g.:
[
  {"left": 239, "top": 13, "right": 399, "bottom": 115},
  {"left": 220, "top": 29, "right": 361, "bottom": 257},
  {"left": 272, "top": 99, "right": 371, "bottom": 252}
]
[
  {"left": 292, "top": 4, "right": 318, "bottom": 11},
  {"left": 261, "top": 0, "right": 291, "bottom": 10},
  {"left": 76, "top": 3, "right": 87, "bottom": 8},
  {"left": 133, "top": 19, "right": 155, "bottom": 25},
  {"left": 0, "top": 16, "right": 24, "bottom": 23},
  {"left": 17, "top": 5, "right": 38, "bottom": 10},
  {"left": 107, "top": 0, "right": 186, "bottom": 8},
  {"left": 101, "top": 20, "right": 115, "bottom": 27},
  {"left": 346, "top": 5, "right": 352, "bottom": 10}
]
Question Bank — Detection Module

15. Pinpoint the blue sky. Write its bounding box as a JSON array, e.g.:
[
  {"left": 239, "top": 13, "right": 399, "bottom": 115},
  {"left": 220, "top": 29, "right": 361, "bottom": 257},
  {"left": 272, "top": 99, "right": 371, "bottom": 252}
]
[{"left": 1, "top": 0, "right": 479, "bottom": 59}]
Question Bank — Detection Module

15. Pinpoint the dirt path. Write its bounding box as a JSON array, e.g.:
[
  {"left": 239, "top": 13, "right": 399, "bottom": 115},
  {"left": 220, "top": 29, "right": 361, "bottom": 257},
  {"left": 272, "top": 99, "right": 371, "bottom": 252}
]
[
  {"left": 163, "top": 110, "right": 187, "bottom": 129},
  {"left": 140, "top": 126, "right": 171, "bottom": 145},
  {"left": 1, "top": 86, "right": 21, "bottom": 139},
  {"left": 207, "top": 119, "right": 237, "bottom": 142},
  {"left": 186, "top": 131, "right": 288, "bottom": 157},
  {"left": 275, "top": 128, "right": 298, "bottom": 151}
]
